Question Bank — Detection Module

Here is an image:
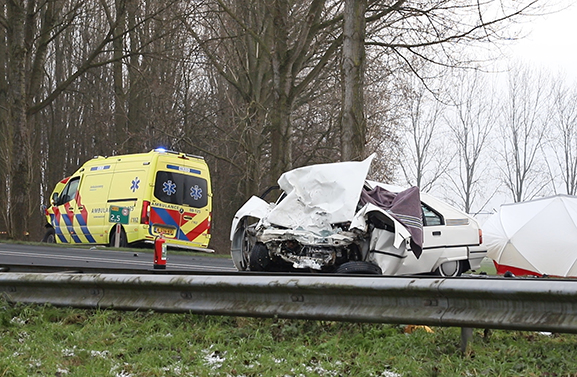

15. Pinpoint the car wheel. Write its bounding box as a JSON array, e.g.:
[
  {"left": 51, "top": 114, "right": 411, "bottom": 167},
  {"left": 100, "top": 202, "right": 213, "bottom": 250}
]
[
  {"left": 249, "top": 242, "right": 271, "bottom": 271},
  {"left": 434, "top": 260, "right": 463, "bottom": 277},
  {"left": 239, "top": 229, "right": 252, "bottom": 270},
  {"left": 336, "top": 261, "right": 383, "bottom": 275},
  {"left": 41, "top": 228, "right": 56, "bottom": 243},
  {"left": 109, "top": 226, "right": 128, "bottom": 248},
  {"left": 238, "top": 224, "right": 256, "bottom": 270}
]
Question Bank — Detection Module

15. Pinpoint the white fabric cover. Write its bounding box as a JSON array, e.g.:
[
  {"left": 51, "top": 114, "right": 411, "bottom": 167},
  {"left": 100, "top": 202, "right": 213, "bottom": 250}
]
[
  {"left": 265, "top": 154, "right": 375, "bottom": 232},
  {"left": 485, "top": 195, "right": 577, "bottom": 277}
]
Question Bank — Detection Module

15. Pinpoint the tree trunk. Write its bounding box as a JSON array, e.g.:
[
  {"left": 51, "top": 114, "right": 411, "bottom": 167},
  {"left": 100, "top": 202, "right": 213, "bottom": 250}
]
[
  {"left": 127, "top": 0, "right": 145, "bottom": 153},
  {"left": 341, "top": 0, "right": 366, "bottom": 161},
  {"left": 269, "top": 0, "right": 293, "bottom": 183},
  {"left": 113, "top": 0, "right": 128, "bottom": 153},
  {"left": 270, "top": 97, "right": 292, "bottom": 184},
  {"left": 6, "top": 0, "right": 29, "bottom": 239},
  {"left": 0, "top": 2, "right": 10, "bottom": 233}
]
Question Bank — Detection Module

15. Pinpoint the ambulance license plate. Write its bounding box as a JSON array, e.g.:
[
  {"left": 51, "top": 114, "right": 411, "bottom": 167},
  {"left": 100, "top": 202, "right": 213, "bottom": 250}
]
[{"left": 153, "top": 226, "right": 176, "bottom": 238}]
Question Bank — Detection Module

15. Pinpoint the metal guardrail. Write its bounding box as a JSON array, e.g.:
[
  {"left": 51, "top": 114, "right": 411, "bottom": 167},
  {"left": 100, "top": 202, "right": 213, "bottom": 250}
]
[
  {"left": 1, "top": 272, "right": 576, "bottom": 336},
  {"left": 0, "top": 264, "right": 216, "bottom": 275}
]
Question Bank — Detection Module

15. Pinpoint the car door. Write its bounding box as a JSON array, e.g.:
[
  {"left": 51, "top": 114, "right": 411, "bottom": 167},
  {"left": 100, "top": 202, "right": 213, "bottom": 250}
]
[
  {"left": 74, "top": 170, "right": 114, "bottom": 244},
  {"left": 416, "top": 202, "right": 447, "bottom": 270},
  {"left": 397, "top": 202, "right": 446, "bottom": 274}
]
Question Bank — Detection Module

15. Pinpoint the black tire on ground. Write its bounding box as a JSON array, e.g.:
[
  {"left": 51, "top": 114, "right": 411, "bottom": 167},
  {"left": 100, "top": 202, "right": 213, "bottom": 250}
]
[
  {"left": 41, "top": 228, "right": 56, "bottom": 243},
  {"left": 239, "top": 226, "right": 254, "bottom": 270},
  {"left": 249, "top": 243, "right": 271, "bottom": 271},
  {"left": 109, "top": 225, "right": 128, "bottom": 248},
  {"left": 433, "top": 260, "right": 463, "bottom": 277},
  {"left": 336, "top": 261, "right": 383, "bottom": 275}
]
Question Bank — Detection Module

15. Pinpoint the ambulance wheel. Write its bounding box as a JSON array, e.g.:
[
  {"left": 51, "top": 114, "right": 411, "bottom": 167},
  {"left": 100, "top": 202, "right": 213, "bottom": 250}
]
[
  {"left": 41, "top": 228, "right": 56, "bottom": 243},
  {"left": 109, "top": 226, "right": 128, "bottom": 248}
]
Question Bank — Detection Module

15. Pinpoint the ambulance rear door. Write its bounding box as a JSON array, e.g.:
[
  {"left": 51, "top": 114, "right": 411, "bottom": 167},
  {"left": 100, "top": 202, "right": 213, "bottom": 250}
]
[{"left": 150, "top": 160, "right": 211, "bottom": 247}]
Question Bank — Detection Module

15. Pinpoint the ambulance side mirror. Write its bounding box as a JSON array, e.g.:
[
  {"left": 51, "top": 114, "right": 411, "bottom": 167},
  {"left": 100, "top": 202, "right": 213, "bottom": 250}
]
[{"left": 51, "top": 192, "right": 59, "bottom": 206}]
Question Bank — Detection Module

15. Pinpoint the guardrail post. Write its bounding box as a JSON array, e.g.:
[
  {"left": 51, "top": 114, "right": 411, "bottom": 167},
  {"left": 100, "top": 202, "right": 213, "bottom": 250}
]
[{"left": 460, "top": 327, "right": 473, "bottom": 354}]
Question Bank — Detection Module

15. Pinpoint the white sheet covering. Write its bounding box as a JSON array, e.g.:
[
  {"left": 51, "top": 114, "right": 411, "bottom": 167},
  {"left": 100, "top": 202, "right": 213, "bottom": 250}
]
[
  {"left": 264, "top": 154, "right": 375, "bottom": 232},
  {"left": 485, "top": 195, "right": 577, "bottom": 277}
]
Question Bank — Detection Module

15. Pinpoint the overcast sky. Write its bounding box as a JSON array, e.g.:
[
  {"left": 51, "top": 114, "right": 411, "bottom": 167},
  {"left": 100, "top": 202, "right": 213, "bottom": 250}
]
[
  {"left": 423, "top": 2, "right": 577, "bottom": 216},
  {"left": 505, "top": 2, "right": 577, "bottom": 78}
]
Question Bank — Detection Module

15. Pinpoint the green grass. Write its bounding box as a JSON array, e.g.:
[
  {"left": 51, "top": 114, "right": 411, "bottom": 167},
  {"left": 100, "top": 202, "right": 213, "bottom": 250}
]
[
  {"left": 472, "top": 257, "right": 497, "bottom": 275},
  {"left": 1, "top": 301, "right": 576, "bottom": 376}
]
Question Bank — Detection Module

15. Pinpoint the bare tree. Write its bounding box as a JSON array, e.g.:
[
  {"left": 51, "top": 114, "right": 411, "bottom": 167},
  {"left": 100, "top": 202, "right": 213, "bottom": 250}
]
[
  {"left": 397, "top": 78, "right": 450, "bottom": 192},
  {"left": 0, "top": 0, "right": 548, "bottom": 246},
  {"left": 184, "top": 0, "right": 346, "bottom": 183},
  {"left": 180, "top": 0, "right": 275, "bottom": 194},
  {"left": 549, "top": 76, "right": 577, "bottom": 195},
  {"left": 499, "top": 65, "right": 552, "bottom": 202},
  {"left": 445, "top": 70, "right": 497, "bottom": 213},
  {"left": 0, "top": 0, "right": 179, "bottom": 240},
  {"left": 362, "top": 0, "right": 542, "bottom": 181}
]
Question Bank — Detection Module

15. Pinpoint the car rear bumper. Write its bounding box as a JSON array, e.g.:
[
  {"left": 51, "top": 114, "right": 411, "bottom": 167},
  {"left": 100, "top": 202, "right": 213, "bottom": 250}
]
[{"left": 468, "top": 245, "right": 488, "bottom": 271}]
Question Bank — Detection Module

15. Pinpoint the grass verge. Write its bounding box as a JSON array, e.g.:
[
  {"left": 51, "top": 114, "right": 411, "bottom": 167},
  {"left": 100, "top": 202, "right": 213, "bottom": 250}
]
[{"left": 0, "top": 301, "right": 576, "bottom": 377}]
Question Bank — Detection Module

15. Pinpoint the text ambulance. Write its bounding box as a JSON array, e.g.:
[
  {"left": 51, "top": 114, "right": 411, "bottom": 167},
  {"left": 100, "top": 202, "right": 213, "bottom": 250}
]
[{"left": 42, "top": 149, "right": 212, "bottom": 251}]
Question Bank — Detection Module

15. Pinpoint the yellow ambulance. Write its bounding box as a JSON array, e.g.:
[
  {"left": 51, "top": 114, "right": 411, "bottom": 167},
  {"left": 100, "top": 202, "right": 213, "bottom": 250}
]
[{"left": 42, "top": 149, "right": 212, "bottom": 251}]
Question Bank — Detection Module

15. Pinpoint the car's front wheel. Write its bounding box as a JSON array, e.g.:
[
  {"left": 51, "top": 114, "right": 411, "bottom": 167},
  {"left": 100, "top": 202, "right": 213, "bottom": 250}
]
[
  {"left": 249, "top": 243, "right": 271, "bottom": 271},
  {"left": 434, "top": 260, "right": 463, "bottom": 277},
  {"left": 336, "top": 261, "right": 383, "bottom": 275}
]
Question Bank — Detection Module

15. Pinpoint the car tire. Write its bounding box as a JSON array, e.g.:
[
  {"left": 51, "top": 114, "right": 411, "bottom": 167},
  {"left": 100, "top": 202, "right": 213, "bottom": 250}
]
[
  {"left": 434, "top": 260, "right": 463, "bottom": 277},
  {"left": 336, "top": 261, "right": 383, "bottom": 275},
  {"left": 249, "top": 243, "right": 271, "bottom": 271},
  {"left": 41, "top": 228, "right": 56, "bottom": 243},
  {"left": 238, "top": 224, "right": 256, "bottom": 271},
  {"left": 109, "top": 226, "right": 128, "bottom": 248}
]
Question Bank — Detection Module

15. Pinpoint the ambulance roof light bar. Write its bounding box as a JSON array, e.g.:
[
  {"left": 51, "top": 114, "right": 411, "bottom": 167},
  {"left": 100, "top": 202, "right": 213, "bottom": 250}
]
[{"left": 152, "top": 148, "right": 204, "bottom": 160}]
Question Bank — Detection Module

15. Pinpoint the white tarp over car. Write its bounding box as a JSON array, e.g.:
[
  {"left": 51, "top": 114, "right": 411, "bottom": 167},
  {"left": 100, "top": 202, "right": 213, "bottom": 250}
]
[
  {"left": 264, "top": 154, "right": 375, "bottom": 231},
  {"left": 484, "top": 195, "right": 577, "bottom": 277}
]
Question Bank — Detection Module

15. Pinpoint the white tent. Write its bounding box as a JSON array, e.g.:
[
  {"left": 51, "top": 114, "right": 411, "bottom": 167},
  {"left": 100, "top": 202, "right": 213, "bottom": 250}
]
[{"left": 484, "top": 195, "right": 577, "bottom": 277}]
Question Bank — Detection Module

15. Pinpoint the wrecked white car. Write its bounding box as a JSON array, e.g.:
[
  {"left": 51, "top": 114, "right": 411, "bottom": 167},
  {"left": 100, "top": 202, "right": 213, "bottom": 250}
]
[{"left": 230, "top": 155, "right": 486, "bottom": 276}]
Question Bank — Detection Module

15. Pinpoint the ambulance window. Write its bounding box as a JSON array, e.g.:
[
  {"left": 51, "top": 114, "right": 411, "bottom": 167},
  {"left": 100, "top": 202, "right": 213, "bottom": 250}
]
[
  {"left": 154, "top": 171, "right": 208, "bottom": 208},
  {"left": 57, "top": 177, "right": 80, "bottom": 205}
]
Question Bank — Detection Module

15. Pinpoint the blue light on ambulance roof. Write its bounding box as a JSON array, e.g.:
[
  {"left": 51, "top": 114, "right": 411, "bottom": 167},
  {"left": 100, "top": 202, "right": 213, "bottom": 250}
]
[
  {"left": 90, "top": 165, "right": 111, "bottom": 171},
  {"left": 154, "top": 147, "right": 167, "bottom": 153}
]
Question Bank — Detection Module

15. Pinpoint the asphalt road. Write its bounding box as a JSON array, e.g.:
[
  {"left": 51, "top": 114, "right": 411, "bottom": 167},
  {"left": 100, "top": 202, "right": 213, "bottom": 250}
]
[{"left": 0, "top": 242, "right": 237, "bottom": 273}]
